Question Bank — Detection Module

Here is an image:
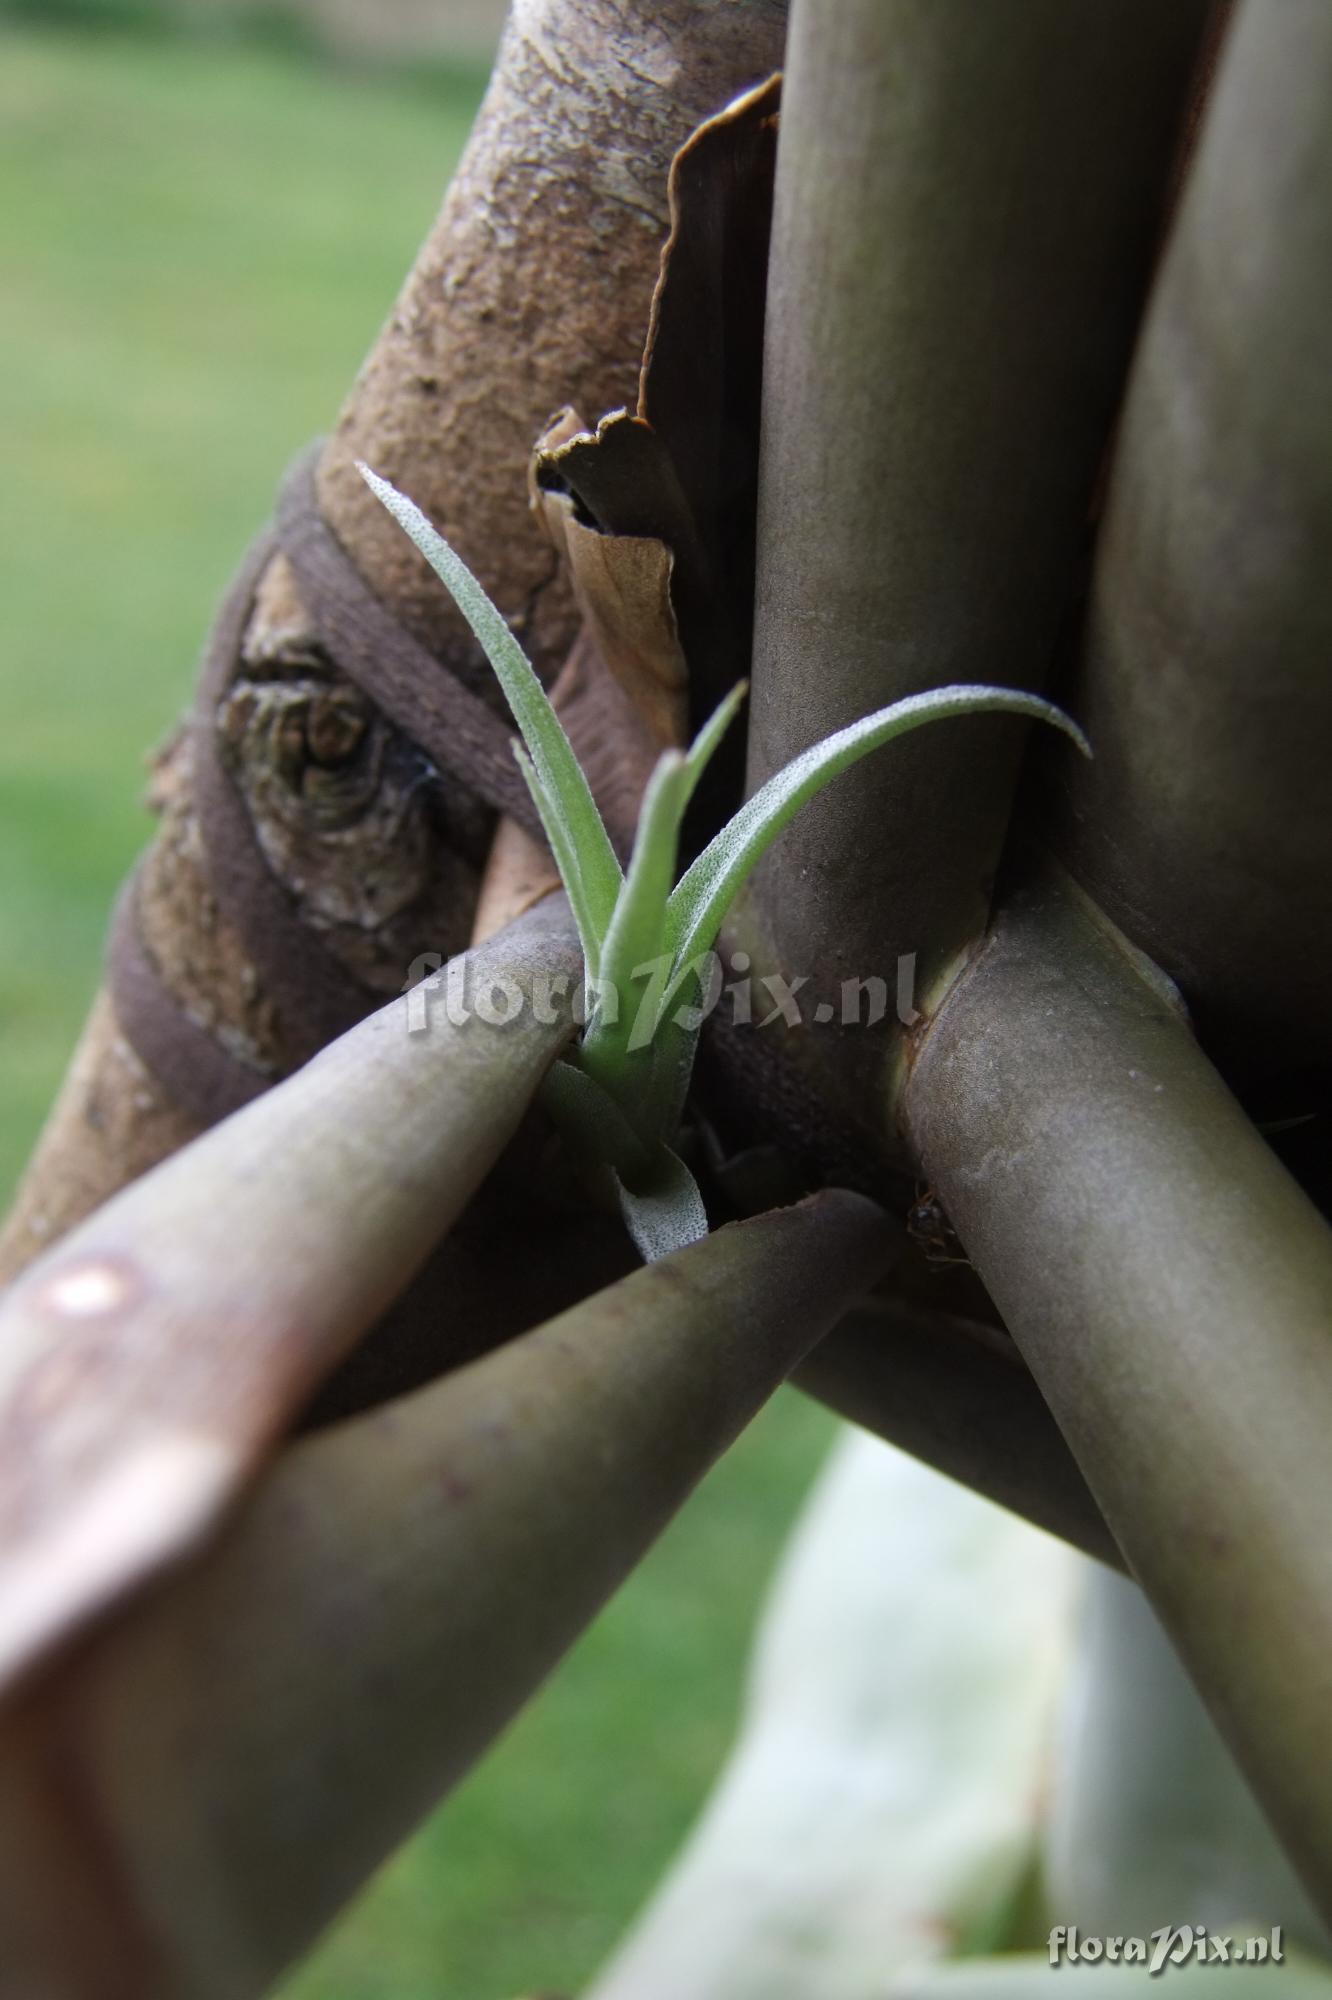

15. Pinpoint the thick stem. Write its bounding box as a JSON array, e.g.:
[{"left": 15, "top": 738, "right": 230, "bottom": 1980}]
[
  {"left": 589, "top": 1428, "right": 1080, "bottom": 2000},
  {"left": 794, "top": 1301, "right": 1121, "bottom": 1569},
  {"left": 905, "top": 864, "right": 1332, "bottom": 1919},
  {"left": 1042, "top": 0, "right": 1332, "bottom": 1095},
  {"left": 0, "top": 1193, "right": 891, "bottom": 2000},
  {"left": 743, "top": 0, "right": 1210, "bottom": 1156},
  {"left": 0, "top": 899, "right": 580, "bottom": 1699}
]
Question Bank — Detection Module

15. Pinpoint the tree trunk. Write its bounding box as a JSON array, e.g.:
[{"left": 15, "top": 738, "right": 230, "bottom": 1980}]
[{"left": 0, "top": 0, "right": 789, "bottom": 1282}]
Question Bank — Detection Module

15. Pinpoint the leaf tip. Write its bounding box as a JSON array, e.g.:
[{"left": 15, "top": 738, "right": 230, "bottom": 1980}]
[
  {"left": 355, "top": 460, "right": 391, "bottom": 501},
  {"left": 1062, "top": 712, "right": 1094, "bottom": 761}
]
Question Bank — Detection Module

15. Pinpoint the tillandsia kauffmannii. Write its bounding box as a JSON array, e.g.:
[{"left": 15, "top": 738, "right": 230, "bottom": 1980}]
[{"left": 360, "top": 464, "right": 1091, "bottom": 1261}]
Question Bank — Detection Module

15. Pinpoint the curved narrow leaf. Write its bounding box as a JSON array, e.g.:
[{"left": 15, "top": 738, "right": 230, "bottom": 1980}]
[
  {"left": 541, "top": 1061, "right": 708, "bottom": 1263},
  {"left": 640, "top": 1003, "right": 706, "bottom": 1145},
  {"left": 359, "top": 464, "right": 623, "bottom": 971},
  {"left": 540, "top": 1058, "right": 653, "bottom": 1185},
  {"left": 662, "top": 686, "right": 1091, "bottom": 1024},
  {"left": 587, "top": 750, "right": 691, "bottom": 1082},
  {"left": 613, "top": 1145, "right": 710, "bottom": 1263},
  {"left": 580, "top": 683, "right": 747, "bottom": 1120},
  {"left": 684, "top": 677, "right": 748, "bottom": 800},
  {"left": 512, "top": 741, "right": 605, "bottom": 982}
]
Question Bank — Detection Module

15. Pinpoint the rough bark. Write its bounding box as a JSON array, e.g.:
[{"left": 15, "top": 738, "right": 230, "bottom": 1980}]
[{"left": 0, "top": 0, "right": 789, "bottom": 1285}]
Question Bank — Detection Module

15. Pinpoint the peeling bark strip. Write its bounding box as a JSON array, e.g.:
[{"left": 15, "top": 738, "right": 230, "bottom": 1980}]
[
  {"left": 0, "top": 0, "right": 790, "bottom": 1282},
  {"left": 108, "top": 445, "right": 553, "bottom": 1129},
  {"left": 529, "top": 75, "right": 781, "bottom": 780},
  {"left": 319, "top": 1, "right": 789, "bottom": 680}
]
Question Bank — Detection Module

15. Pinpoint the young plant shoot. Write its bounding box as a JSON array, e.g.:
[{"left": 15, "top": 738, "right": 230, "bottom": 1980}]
[{"left": 360, "top": 465, "right": 1090, "bottom": 1262}]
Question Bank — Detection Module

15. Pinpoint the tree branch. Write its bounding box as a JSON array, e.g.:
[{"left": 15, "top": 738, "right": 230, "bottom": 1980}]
[
  {"left": 0, "top": 1193, "right": 890, "bottom": 1999},
  {"left": 905, "top": 862, "right": 1332, "bottom": 1919},
  {"left": 741, "top": 0, "right": 1211, "bottom": 1160}
]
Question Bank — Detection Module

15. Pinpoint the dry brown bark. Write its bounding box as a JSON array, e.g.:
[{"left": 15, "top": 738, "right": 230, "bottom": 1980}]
[{"left": 0, "top": 0, "right": 789, "bottom": 1284}]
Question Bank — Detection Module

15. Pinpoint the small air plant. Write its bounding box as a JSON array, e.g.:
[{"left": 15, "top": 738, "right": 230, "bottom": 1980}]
[{"left": 361, "top": 465, "right": 1090, "bottom": 1261}]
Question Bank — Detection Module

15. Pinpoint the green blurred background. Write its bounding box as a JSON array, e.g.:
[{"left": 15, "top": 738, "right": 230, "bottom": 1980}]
[{"left": 0, "top": 7, "right": 835, "bottom": 1993}]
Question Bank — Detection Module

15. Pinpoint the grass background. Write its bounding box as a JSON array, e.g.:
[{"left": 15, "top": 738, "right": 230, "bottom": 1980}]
[{"left": 0, "top": 19, "right": 836, "bottom": 1995}]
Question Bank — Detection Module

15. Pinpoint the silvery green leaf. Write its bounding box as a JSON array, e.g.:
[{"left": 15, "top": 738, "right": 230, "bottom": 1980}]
[
  {"left": 661, "top": 685, "right": 1091, "bottom": 1025},
  {"left": 540, "top": 1058, "right": 653, "bottom": 1185},
  {"left": 358, "top": 464, "right": 622, "bottom": 975},
  {"left": 639, "top": 1005, "right": 705, "bottom": 1145},
  {"left": 543, "top": 1062, "right": 708, "bottom": 1262},
  {"left": 614, "top": 1146, "right": 710, "bottom": 1263},
  {"left": 683, "top": 679, "right": 748, "bottom": 803},
  {"left": 582, "top": 750, "right": 690, "bottom": 1098},
  {"left": 513, "top": 743, "right": 606, "bottom": 986}
]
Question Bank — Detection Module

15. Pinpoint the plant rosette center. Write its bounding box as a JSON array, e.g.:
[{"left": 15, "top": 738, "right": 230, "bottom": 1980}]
[{"left": 362, "top": 464, "right": 1089, "bottom": 1261}]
